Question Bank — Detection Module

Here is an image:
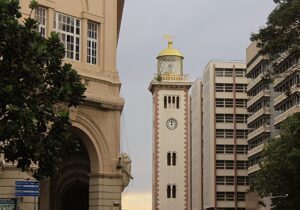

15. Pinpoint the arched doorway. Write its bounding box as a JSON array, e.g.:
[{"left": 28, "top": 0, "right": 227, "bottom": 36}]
[
  {"left": 49, "top": 131, "right": 91, "bottom": 210},
  {"left": 61, "top": 179, "right": 88, "bottom": 210}
]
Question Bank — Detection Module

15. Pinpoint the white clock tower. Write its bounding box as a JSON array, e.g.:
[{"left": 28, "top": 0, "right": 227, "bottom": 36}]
[{"left": 149, "top": 38, "right": 191, "bottom": 210}]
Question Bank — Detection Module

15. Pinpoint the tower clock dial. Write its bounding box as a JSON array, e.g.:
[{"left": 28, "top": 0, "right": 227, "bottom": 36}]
[{"left": 166, "top": 118, "right": 177, "bottom": 130}]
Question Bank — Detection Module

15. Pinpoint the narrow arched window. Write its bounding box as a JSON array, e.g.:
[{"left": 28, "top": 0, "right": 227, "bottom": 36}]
[
  {"left": 176, "top": 96, "right": 180, "bottom": 109},
  {"left": 164, "top": 96, "right": 167, "bottom": 108},
  {"left": 172, "top": 185, "right": 176, "bottom": 198},
  {"left": 172, "top": 152, "right": 176, "bottom": 166},
  {"left": 167, "top": 185, "right": 171, "bottom": 198},
  {"left": 167, "top": 153, "right": 171, "bottom": 165}
]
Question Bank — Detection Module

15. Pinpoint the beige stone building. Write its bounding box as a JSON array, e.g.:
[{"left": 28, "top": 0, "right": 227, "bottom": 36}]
[
  {"left": 0, "top": 0, "right": 128, "bottom": 210},
  {"left": 191, "top": 60, "right": 249, "bottom": 210},
  {"left": 149, "top": 40, "right": 191, "bottom": 210}
]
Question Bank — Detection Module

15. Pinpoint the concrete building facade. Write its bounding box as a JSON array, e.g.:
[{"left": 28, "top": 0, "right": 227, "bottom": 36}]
[
  {"left": 0, "top": 1, "right": 128, "bottom": 210},
  {"left": 149, "top": 40, "right": 191, "bottom": 210},
  {"left": 192, "top": 60, "right": 249, "bottom": 210}
]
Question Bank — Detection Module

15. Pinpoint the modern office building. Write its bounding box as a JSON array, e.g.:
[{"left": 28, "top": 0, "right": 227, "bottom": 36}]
[
  {"left": 245, "top": 41, "right": 300, "bottom": 210},
  {"left": 149, "top": 39, "right": 191, "bottom": 210},
  {"left": 191, "top": 60, "right": 249, "bottom": 210},
  {"left": 0, "top": 0, "right": 128, "bottom": 210}
]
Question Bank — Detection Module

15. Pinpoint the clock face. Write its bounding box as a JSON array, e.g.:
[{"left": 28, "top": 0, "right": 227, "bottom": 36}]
[{"left": 166, "top": 118, "right": 177, "bottom": 130}]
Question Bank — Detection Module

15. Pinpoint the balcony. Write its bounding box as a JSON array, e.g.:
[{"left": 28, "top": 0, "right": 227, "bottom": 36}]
[
  {"left": 247, "top": 90, "right": 270, "bottom": 108},
  {"left": 274, "top": 104, "right": 300, "bottom": 125},
  {"left": 274, "top": 87, "right": 300, "bottom": 107},
  {"left": 273, "top": 63, "right": 300, "bottom": 88},
  {"left": 247, "top": 125, "right": 270, "bottom": 141},
  {"left": 154, "top": 73, "right": 189, "bottom": 82},
  {"left": 248, "top": 164, "right": 260, "bottom": 175},
  {"left": 247, "top": 73, "right": 264, "bottom": 92},
  {"left": 248, "top": 143, "right": 265, "bottom": 158},
  {"left": 247, "top": 107, "right": 270, "bottom": 124}
]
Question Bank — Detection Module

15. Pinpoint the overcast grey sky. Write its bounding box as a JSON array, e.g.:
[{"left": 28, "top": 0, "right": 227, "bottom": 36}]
[{"left": 117, "top": 1, "right": 275, "bottom": 209}]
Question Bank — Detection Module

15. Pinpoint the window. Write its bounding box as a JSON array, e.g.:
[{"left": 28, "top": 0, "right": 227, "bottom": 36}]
[
  {"left": 225, "top": 69, "right": 233, "bottom": 77},
  {"left": 236, "top": 145, "right": 247, "bottom": 154},
  {"left": 167, "top": 185, "right": 171, "bottom": 198},
  {"left": 216, "top": 176, "right": 234, "bottom": 185},
  {"left": 237, "top": 176, "right": 249, "bottom": 185},
  {"left": 236, "top": 161, "right": 248, "bottom": 169},
  {"left": 164, "top": 95, "right": 180, "bottom": 109},
  {"left": 236, "top": 114, "right": 247, "bottom": 123},
  {"left": 236, "top": 129, "right": 248, "bottom": 138},
  {"left": 215, "top": 68, "right": 224, "bottom": 77},
  {"left": 167, "top": 152, "right": 176, "bottom": 166},
  {"left": 216, "top": 192, "right": 234, "bottom": 201},
  {"left": 216, "top": 145, "right": 234, "bottom": 154},
  {"left": 87, "top": 21, "right": 98, "bottom": 64},
  {"left": 236, "top": 99, "right": 247, "bottom": 108},
  {"left": 167, "top": 184, "right": 176, "bottom": 198},
  {"left": 54, "top": 12, "right": 80, "bottom": 60},
  {"left": 216, "top": 129, "right": 234, "bottom": 138},
  {"left": 235, "top": 69, "right": 246, "bottom": 77},
  {"left": 237, "top": 192, "right": 246, "bottom": 201},
  {"left": 235, "top": 84, "right": 247, "bottom": 92},
  {"left": 35, "top": 7, "right": 47, "bottom": 37},
  {"left": 216, "top": 160, "right": 234, "bottom": 169}
]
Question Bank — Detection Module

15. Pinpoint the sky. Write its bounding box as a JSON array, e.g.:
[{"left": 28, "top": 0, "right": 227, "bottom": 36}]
[{"left": 117, "top": 1, "right": 275, "bottom": 210}]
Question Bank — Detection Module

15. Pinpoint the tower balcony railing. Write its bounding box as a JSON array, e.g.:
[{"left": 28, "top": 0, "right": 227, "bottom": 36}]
[
  {"left": 154, "top": 73, "right": 189, "bottom": 82},
  {"left": 247, "top": 90, "right": 270, "bottom": 108},
  {"left": 274, "top": 104, "right": 300, "bottom": 125},
  {"left": 247, "top": 73, "right": 264, "bottom": 92},
  {"left": 274, "top": 86, "right": 300, "bottom": 107}
]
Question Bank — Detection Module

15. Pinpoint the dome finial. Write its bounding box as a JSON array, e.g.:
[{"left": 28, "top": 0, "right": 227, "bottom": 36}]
[{"left": 163, "top": 35, "right": 175, "bottom": 48}]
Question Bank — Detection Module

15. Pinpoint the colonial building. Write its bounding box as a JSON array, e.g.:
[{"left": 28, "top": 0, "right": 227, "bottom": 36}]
[
  {"left": 149, "top": 39, "right": 191, "bottom": 210},
  {"left": 191, "top": 60, "right": 249, "bottom": 210},
  {"left": 0, "top": 0, "right": 129, "bottom": 210}
]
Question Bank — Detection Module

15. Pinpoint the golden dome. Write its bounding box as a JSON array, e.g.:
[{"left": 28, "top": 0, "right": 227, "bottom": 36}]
[{"left": 157, "top": 40, "right": 183, "bottom": 58}]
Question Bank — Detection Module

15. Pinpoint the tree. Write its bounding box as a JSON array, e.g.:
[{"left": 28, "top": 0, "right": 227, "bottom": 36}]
[
  {"left": 253, "top": 113, "right": 300, "bottom": 210},
  {"left": 0, "top": 0, "right": 86, "bottom": 179},
  {"left": 251, "top": 0, "right": 300, "bottom": 63}
]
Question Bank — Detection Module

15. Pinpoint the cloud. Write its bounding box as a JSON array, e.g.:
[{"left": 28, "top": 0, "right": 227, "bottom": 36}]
[{"left": 122, "top": 192, "right": 152, "bottom": 210}]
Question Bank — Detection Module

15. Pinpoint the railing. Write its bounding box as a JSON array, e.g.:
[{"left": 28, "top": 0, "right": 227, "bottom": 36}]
[
  {"left": 247, "top": 90, "right": 270, "bottom": 108},
  {"left": 274, "top": 104, "right": 300, "bottom": 125},
  {"left": 247, "top": 125, "right": 270, "bottom": 141},
  {"left": 154, "top": 73, "right": 189, "bottom": 82},
  {"left": 273, "top": 63, "right": 300, "bottom": 87},
  {"left": 247, "top": 73, "right": 264, "bottom": 92},
  {"left": 247, "top": 107, "right": 270, "bottom": 124}
]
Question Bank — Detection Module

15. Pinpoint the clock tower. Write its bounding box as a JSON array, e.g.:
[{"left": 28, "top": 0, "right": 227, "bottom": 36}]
[{"left": 149, "top": 38, "right": 191, "bottom": 210}]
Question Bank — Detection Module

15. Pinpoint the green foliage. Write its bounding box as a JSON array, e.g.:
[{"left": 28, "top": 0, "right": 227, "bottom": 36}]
[
  {"left": 253, "top": 113, "right": 300, "bottom": 210},
  {"left": 251, "top": 0, "right": 300, "bottom": 63},
  {"left": 0, "top": 0, "right": 86, "bottom": 179}
]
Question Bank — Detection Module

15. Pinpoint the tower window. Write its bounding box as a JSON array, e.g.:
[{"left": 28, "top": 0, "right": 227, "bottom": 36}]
[
  {"left": 167, "top": 185, "right": 171, "bottom": 198},
  {"left": 167, "top": 184, "right": 177, "bottom": 198},
  {"left": 164, "top": 95, "right": 180, "bottom": 109},
  {"left": 167, "top": 152, "right": 171, "bottom": 165},
  {"left": 167, "top": 152, "right": 177, "bottom": 166}
]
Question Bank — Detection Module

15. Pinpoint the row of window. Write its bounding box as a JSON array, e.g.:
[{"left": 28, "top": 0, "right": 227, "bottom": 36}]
[
  {"left": 215, "top": 68, "right": 246, "bottom": 77},
  {"left": 166, "top": 185, "right": 176, "bottom": 198},
  {"left": 249, "top": 153, "right": 262, "bottom": 167},
  {"left": 216, "top": 192, "right": 245, "bottom": 201},
  {"left": 216, "top": 160, "right": 248, "bottom": 170},
  {"left": 164, "top": 96, "right": 180, "bottom": 109},
  {"left": 248, "top": 134, "right": 270, "bottom": 150},
  {"left": 247, "top": 61, "right": 268, "bottom": 79},
  {"left": 275, "top": 56, "right": 299, "bottom": 75},
  {"left": 167, "top": 152, "right": 176, "bottom": 166},
  {"left": 216, "top": 98, "right": 247, "bottom": 108},
  {"left": 216, "top": 176, "right": 249, "bottom": 186},
  {"left": 216, "top": 83, "right": 247, "bottom": 93},
  {"left": 216, "top": 114, "right": 248, "bottom": 123},
  {"left": 276, "top": 95, "right": 300, "bottom": 113},
  {"left": 216, "top": 145, "right": 248, "bottom": 154},
  {"left": 248, "top": 116, "right": 270, "bottom": 130},
  {"left": 248, "top": 98, "right": 270, "bottom": 113},
  {"left": 35, "top": 6, "right": 98, "bottom": 64},
  {"left": 248, "top": 82, "right": 269, "bottom": 97},
  {"left": 275, "top": 75, "right": 300, "bottom": 93},
  {"left": 216, "top": 129, "right": 248, "bottom": 139}
]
